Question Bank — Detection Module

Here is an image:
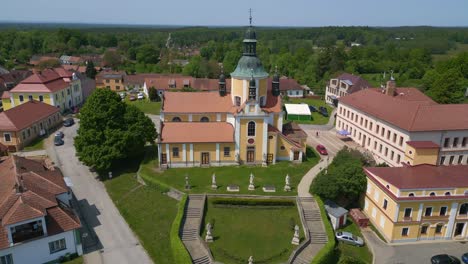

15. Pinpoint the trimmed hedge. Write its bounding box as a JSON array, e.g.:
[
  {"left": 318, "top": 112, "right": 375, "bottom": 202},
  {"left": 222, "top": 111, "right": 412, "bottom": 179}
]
[
  {"left": 311, "top": 196, "right": 338, "bottom": 264},
  {"left": 169, "top": 194, "right": 192, "bottom": 264},
  {"left": 211, "top": 198, "right": 295, "bottom": 207}
]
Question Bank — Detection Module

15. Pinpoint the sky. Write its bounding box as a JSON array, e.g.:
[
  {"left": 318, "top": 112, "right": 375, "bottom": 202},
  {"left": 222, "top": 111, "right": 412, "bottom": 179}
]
[{"left": 2, "top": 0, "right": 468, "bottom": 27}]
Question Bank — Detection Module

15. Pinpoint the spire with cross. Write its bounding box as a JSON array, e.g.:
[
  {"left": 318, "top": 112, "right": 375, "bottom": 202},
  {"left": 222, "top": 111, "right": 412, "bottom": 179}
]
[{"left": 249, "top": 8, "right": 252, "bottom": 26}]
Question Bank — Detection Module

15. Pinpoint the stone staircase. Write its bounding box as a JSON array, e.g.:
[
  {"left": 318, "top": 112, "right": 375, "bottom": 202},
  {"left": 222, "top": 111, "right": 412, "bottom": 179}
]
[
  {"left": 180, "top": 194, "right": 213, "bottom": 264},
  {"left": 290, "top": 196, "right": 328, "bottom": 264}
]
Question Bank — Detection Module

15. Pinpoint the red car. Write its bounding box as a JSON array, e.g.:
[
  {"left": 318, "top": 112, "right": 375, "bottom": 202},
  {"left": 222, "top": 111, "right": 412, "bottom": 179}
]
[{"left": 316, "top": 144, "right": 328, "bottom": 155}]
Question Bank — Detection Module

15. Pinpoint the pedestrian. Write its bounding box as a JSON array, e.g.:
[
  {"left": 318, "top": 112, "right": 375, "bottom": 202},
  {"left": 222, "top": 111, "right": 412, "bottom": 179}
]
[{"left": 316, "top": 131, "right": 319, "bottom": 137}]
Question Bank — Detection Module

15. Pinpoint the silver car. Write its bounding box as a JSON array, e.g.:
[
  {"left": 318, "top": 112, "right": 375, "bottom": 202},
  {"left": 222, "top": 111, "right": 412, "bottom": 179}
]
[{"left": 335, "top": 231, "right": 364, "bottom": 246}]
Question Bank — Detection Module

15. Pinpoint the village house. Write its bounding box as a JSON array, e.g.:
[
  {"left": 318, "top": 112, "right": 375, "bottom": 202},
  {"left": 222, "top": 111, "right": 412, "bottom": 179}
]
[
  {"left": 325, "top": 73, "right": 370, "bottom": 106},
  {"left": 95, "top": 70, "right": 126, "bottom": 92},
  {"left": 0, "top": 101, "right": 61, "bottom": 152},
  {"left": 1, "top": 68, "right": 83, "bottom": 113},
  {"left": 0, "top": 156, "right": 82, "bottom": 264},
  {"left": 336, "top": 79, "right": 468, "bottom": 167}
]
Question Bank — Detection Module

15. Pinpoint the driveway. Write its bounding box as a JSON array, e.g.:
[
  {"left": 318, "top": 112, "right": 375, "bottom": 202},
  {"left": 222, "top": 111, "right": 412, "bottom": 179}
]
[
  {"left": 46, "top": 121, "right": 152, "bottom": 264},
  {"left": 146, "top": 114, "right": 160, "bottom": 134},
  {"left": 363, "top": 229, "right": 468, "bottom": 264}
]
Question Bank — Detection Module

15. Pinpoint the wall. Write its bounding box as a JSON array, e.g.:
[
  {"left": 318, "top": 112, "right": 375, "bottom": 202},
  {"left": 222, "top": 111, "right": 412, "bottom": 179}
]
[
  {"left": 404, "top": 145, "right": 438, "bottom": 166},
  {"left": 0, "top": 230, "right": 79, "bottom": 264},
  {"left": 160, "top": 142, "right": 236, "bottom": 167},
  {"left": 239, "top": 117, "right": 266, "bottom": 163}
]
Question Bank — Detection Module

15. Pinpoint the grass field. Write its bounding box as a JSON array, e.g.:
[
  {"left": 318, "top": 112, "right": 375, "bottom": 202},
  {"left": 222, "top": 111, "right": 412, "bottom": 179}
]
[
  {"left": 336, "top": 219, "right": 373, "bottom": 263},
  {"left": 202, "top": 200, "right": 303, "bottom": 264},
  {"left": 283, "top": 98, "right": 334, "bottom": 125},
  {"left": 104, "top": 159, "right": 179, "bottom": 263},
  {"left": 23, "top": 136, "right": 46, "bottom": 151},
  {"left": 432, "top": 43, "right": 468, "bottom": 62},
  {"left": 140, "top": 147, "right": 320, "bottom": 195},
  {"left": 125, "top": 98, "right": 161, "bottom": 115}
]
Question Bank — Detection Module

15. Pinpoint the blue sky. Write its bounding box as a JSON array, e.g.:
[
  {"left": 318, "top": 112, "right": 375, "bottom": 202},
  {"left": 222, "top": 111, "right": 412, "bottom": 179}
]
[{"left": 2, "top": 0, "right": 468, "bottom": 27}]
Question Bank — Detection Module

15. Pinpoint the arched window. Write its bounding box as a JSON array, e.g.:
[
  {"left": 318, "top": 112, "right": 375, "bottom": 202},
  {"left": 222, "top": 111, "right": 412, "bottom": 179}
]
[
  {"left": 200, "top": 117, "right": 209, "bottom": 122},
  {"left": 247, "top": 121, "right": 255, "bottom": 136},
  {"left": 459, "top": 203, "right": 468, "bottom": 215},
  {"left": 445, "top": 192, "right": 451, "bottom": 196},
  {"left": 429, "top": 192, "right": 436, "bottom": 196},
  {"left": 386, "top": 185, "right": 390, "bottom": 189},
  {"left": 172, "top": 117, "right": 181, "bottom": 122},
  {"left": 408, "top": 193, "right": 415, "bottom": 197}
]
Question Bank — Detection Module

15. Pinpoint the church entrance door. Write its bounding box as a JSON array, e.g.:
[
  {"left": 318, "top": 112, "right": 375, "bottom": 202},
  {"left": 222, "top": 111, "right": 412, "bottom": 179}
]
[
  {"left": 201, "top": 152, "right": 210, "bottom": 165},
  {"left": 246, "top": 147, "right": 255, "bottom": 163}
]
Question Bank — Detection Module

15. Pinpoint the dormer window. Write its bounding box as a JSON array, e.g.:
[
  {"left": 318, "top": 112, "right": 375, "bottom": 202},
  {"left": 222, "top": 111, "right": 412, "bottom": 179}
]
[
  {"left": 430, "top": 192, "right": 436, "bottom": 196},
  {"left": 408, "top": 193, "right": 415, "bottom": 197},
  {"left": 445, "top": 192, "right": 451, "bottom": 196}
]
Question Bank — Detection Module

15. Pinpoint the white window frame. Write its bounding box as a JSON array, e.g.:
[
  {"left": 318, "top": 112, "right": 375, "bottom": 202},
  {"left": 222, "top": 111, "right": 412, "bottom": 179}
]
[
  {"left": 374, "top": 190, "right": 379, "bottom": 202},
  {"left": 372, "top": 207, "right": 377, "bottom": 218},
  {"left": 247, "top": 121, "right": 256, "bottom": 137},
  {"left": 379, "top": 215, "right": 385, "bottom": 228},
  {"left": 49, "top": 238, "right": 66, "bottom": 254},
  {"left": 3, "top": 133, "right": 11, "bottom": 142},
  {"left": 404, "top": 208, "right": 412, "bottom": 218},
  {"left": 0, "top": 254, "right": 13, "bottom": 264},
  {"left": 401, "top": 227, "right": 409, "bottom": 236},
  {"left": 424, "top": 207, "right": 433, "bottom": 217}
]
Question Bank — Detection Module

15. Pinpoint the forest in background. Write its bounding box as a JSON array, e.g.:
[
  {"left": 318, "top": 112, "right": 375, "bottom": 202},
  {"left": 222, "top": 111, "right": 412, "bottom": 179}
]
[{"left": 0, "top": 24, "right": 467, "bottom": 103}]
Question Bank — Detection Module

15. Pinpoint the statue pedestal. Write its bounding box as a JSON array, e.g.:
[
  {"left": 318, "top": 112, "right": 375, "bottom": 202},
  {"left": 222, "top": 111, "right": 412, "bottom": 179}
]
[
  {"left": 248, "top": 184, "right": 255, "bottom": 191},
  {"left": 211, "top": 184, "right": 218, "bottom": 190},
  {"left": 291, "top": 236, "right": 300, "bottom": 245},
  {"left": 284, "top": 185, "right": 291, "bottom": 192},
  {"left": 205, "top": 234, "right": 213, "bottom": 243}
]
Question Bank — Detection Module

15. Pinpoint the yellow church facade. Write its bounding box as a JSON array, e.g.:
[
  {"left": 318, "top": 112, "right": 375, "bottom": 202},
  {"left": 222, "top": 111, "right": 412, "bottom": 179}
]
[{"left": 157, "top": 22, "right": 307, "bottom": 168}]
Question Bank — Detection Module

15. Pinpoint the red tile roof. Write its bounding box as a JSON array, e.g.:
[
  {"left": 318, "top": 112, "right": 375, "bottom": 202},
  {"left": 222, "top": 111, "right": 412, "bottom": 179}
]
[
  {"left": 0, "top": 101, "right": 60, "bottom": 131},
  {"left": 406, "top": 141, "right": 439, "bottom": 149},
  {"left": 11, "top": 68, "right": 71, "bottom": 93},
  {"left": 365, "top": 164, "right": 468, "bottom": 189},
  {"left": 339, "top": 88, "right": 468, "bottom": 131},
  {"left": 334, "top": 73, "right": 371, "bottom": 93},
  {"left": 160, "top": 122, "right": 235, "bottom": 143},
  {"left": 0, "top": 156, "right": 79, "bottom": 249}
]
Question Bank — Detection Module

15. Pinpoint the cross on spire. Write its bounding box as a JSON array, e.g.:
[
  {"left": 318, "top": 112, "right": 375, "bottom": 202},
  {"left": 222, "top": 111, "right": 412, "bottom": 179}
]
[{"left": 249, "top": 8, "right": 252, "bottom": 26}]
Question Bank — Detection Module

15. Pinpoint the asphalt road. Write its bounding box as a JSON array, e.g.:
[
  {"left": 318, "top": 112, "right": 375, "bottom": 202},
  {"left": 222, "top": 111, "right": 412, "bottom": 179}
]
[{"left": 46, "top": 120, "right": 153, "bottom": 264}]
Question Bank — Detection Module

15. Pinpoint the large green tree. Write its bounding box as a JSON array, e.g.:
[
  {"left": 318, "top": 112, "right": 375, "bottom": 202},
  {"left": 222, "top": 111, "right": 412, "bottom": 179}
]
[
  {"left": 74, "top": 89, "right": 157, "bottom": 172},
  {"left": 85, "top": 60, "right": 97, "bottom": 79}
]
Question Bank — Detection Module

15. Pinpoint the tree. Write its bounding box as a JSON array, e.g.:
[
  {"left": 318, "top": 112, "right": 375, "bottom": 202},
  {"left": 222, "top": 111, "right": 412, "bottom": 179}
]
[
  {"left": 74, "top": 89, "right": 157, "bottom": 172},
  {"left": 148, "top": 87, "right": 160, "bottom": 102},
  {"left": 426, "top": 68, "right": 465, "bottom": 104},
  {"left": 103, "top": 50, "right": 122, "bottom": 69},
  {"left": 311, "top": 147, "right": 367, "bottom": 207},
  {"left": 85, "top": 60, "right": 97, "bottom": 79},
  {"left": 136, "top": 44, "right": 160, "bottom": 64}
]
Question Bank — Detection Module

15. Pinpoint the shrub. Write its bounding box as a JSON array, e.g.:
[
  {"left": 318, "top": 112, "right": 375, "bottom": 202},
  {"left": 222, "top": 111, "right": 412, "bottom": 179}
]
[
  {"left": 338, "top": 256, "right": 366, "bottom": 264},
  {"left": 170, "top": 195, "right": 191, "bottom": 264}
]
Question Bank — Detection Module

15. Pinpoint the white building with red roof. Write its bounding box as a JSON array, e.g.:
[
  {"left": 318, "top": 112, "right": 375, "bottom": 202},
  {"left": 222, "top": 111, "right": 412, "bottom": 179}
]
[
  {"left": 336, "top": 79, "right": 468, "bottom": 167},
  {"left": 2, "top": 68, "right": 83, "bottom": 113},
  {"left": 0, "top": 156, "right": 82, "bottom": 264}
]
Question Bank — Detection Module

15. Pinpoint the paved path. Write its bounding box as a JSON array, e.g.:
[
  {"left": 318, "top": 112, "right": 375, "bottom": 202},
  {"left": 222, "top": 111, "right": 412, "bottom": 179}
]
[
  {"left": 180, "top": 194, "right": 212, "bottom": 264},
  {"left": 291, "top": 197, "right": 328, "bottom": 264},
  {"left": 45, "top": 120, "right": 153, "bottom": 264},
  {"left": 13, "top": 149, "right": 47, "bottom": 157},
  {"left": 362, "top": 229, "right": 468, "bottom": 264},
  {"left": 299, "top": 108, "right": 337, "bottom": 131}
]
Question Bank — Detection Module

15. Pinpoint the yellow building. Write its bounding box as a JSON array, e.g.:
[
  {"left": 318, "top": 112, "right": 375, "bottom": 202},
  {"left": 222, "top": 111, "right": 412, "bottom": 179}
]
[
  {"left": 157, "top": 19, "right": 307, "bottom": 168},
  {"left": 1, "top": 68, "right": 82, "bottom": 113},
  {"left": 0, "top": 100, "right": 61, "bottom": 152},
  {"left": 95, "top": 70, "right": 126, "bottom": 92},
  {"left": 364, "top": 164, "right": 468, "bottom": 243}
]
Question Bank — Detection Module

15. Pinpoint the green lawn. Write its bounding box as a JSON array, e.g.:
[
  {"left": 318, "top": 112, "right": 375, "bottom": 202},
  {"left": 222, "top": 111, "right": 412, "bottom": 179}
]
[
  {"left": 125, "top": 98, "right": 161, "bottom": 115},
  {"left": 283, "top": 98, "right": 333, "bottom": 125},
  {"left": 202, "top": 200, "right": 303, "bottom": 264},
  {"left": 62, "top": 256, "right": 83, "bottom": 264},
  {"left": 140, "top": 147, "right": 320, "bottom": 196},
  {"left": 336, "top": 219, "right": 373, "bottom": 263},
  {"left": 104, "top": 165, "right": 179, "bottom": 263},
  {"left": 23, "top": 136, "right": 46, "bottom": 151}
]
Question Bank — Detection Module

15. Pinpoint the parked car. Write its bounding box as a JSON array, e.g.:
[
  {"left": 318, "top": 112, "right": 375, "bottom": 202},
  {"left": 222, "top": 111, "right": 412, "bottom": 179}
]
[
  {"left": 309, "top": 105, "right": 317, "bottom": 112},
  {"left": 129, "top": 96, "right": 136, "bottom": 101},
  {"left": 316, "top": 144, "right": 328, "bottom": 155},
  {"left": 431, "top": 254, "right": 461, "bottom": 264},
  {"left": 335, "top": 231, "right": 364, "bottom": 246},
  {"left": 461, "top": 253, "right": 468, "bottom": 264},
  {"left": 63, "top": 118, "right": 75, "bottom": 127},
  {"left": 319, "top": 106, "right": 329, "bottom": 117},
  {"left": 137, "top": 93, "right": 144, "bottom": 100},
  {"left": 119, "top": 92, "right": 126, "bottom": 99},
  {"left": 55, "top": 131, "right": 64, "bottom": 138},
  {"left": 54, "top": 135, "right": 64, "bottom": 146}
]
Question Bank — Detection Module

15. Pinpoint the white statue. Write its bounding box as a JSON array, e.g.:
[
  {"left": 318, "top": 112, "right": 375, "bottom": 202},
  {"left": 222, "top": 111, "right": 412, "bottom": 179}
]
[
  {"left": 284, "top": 174, "right": 291, "bottom": 192},
  {"left": 211, "top": 173, "right": 217, "bottom": 189},
  {"left": 248, "top": 173, "right": 255, "bottom": 190},
  {"left": 205, "top": 222, "right": 213, "bottom": 243},
  {"left": 291, "top": 224, "right": 300, "bottom": 245},
  {"left": 248, "top": 256, "right": 253, "bottom": 264}
]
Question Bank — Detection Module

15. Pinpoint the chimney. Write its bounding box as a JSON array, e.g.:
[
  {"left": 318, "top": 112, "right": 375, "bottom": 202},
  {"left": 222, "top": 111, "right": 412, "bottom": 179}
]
[{"left": 385, "top": 79, "right": 396, "bottom": 96}]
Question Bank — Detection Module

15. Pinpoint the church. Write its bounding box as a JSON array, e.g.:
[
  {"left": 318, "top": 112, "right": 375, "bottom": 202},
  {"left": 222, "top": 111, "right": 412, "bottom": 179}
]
[{"left": 157, "top": 17, "right": 307, "bottom": 168}]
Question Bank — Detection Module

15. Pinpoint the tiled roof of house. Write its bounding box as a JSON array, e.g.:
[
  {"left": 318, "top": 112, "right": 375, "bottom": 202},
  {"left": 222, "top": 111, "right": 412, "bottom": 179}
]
[
  {"left": 0, "top": 101, "right": 60, "bottom": 131},
  {"left": 335, "top": 73, "right": 371, "bottom": 93},
  {"left": 406, "top": 141, "right": 440, "bottom": 149},
  {"left": 160, "top": 122, "right": 235, "bottom": 143},
  {"left": 365, "top": 164, "right": 468, "bottom": 189},
  {"left": 10, "top": 68, "right": 71, "bottom": 93},
  {"left": 0, "top": 156, "right": 79, "bottom": 249},
  {"left": 339, "top": 88, "right": 468, "bottom": 131}
]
